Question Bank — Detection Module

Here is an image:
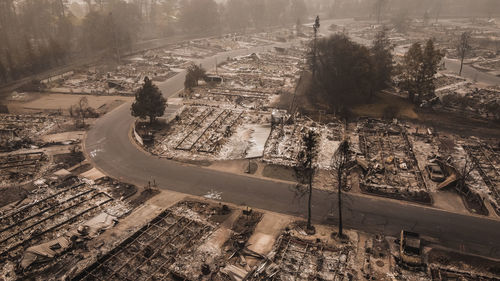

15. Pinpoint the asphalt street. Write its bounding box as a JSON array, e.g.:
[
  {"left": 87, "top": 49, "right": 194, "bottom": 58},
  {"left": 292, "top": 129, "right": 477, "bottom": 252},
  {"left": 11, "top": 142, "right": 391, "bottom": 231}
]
[{"left": 85, "top": 29, "right": 500, "bottom": 259}]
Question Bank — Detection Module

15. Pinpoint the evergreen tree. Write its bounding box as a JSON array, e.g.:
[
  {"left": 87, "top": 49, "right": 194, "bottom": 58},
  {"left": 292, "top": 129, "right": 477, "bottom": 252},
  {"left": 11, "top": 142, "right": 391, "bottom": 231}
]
[
  {"left": 131, "top": 77, "right": 167, "bottom": 125},
  {"left": 400, "top": 39, "right": 443, "bottom": 104},
  {"left": 421, "top": 39, "right": 443, "bottom": 99},
  {"left": 371, "top": 28, "right": 394, "bottom": 99},
  {"left": 400, "top": 42, "right": 423, "bottom": 103},
  {"left": 309, "top": 34, "right": 375, "bottom": 114}
]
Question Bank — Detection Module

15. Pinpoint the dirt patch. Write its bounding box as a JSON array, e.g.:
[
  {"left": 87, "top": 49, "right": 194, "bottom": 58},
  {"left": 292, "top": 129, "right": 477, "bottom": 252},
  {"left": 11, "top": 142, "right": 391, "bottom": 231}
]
[
  {"left": 70, "top": 163, "right": 93, "bottom": 175},
  {"left": 352, "top": 92, "right": 418, "bottom": 120},
  {"left": 247, "top": 161, "right": 258, "bottom": 174},
  {"left": 428, "top": 248, "right": 500, "bottom": 277},
  {"left": 129, "top": 188, "right": 160, "bottom": 207},
  {"left": 416, "top": 109, "right": 500, "bottom": 139},
  {"left": 95, "top": 177, "right": 138, "bottom": 200},
  {"left": 0, "top": 185, "right": 29, "bottom": 208},
  {"left": 7, "top": 93, "right": 132, "bottom": 115},
  {"left": 458, "top": 187, "right": 489, "bottom": 216},
  {"left": 176, "top": 158, "right": 213, "bottom": 167},
  {"left": 262, "top": 164, "right": 297, "bottom": 182},
  {"left": 52, "top": 150, "right": 85, "bottom": 169}
]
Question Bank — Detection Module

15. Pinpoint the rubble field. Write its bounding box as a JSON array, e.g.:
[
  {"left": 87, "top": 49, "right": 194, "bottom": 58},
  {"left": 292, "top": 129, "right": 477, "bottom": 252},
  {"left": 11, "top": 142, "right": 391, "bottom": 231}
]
[
  {"left": 70, "top": 201, "right": 361, "bottom": 281},
  {"left": 41, "top": 30, "right": 293, "bottom": 98},
  {"left": 2, "top": 191, "right": 499, "bottom": 281},
  {"left": 0, "top": 176, "right": 132, "bottom": 280},
  {"left": 0, "top": 114, "right": 70, "bottom": 152},
  {"left": 463, "top": 143, "right": 500, "bottom": 215},
  {"left": 0, "top": 152, "right": 48, "bottom": 187},
  {"left": 247, "top": 234, "right": 354, "bottom": 281},
  {"left": 139, "top": 34, "right": 497, "bottom": 214},
  {"left": 72, "top": 201, "right": 232, "bottom": 281},
  {"left": 357, "top": 119, "right": 431, "bottom": 204}
]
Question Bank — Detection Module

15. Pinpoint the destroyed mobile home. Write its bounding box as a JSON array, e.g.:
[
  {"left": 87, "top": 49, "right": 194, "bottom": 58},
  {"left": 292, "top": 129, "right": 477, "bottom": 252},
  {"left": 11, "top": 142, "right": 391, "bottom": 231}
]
[
  {"left": 3, "top": 198, "right": 498, "bottom": 281},
  {"left": 39, "top": 32, "right": 294, "bottom": 97},
  {"left": 0, "top": 4, "right": 499, "bottom": 280},
  {"left": 135, "top": 39, "right": 498, "bottom": 213}
]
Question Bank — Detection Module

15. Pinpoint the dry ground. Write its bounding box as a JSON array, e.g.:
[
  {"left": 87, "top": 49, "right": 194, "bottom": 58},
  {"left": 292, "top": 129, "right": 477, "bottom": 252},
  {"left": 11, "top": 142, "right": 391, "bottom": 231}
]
[{"left": 4, "top": 92, "right": 132, "bottom": 115}]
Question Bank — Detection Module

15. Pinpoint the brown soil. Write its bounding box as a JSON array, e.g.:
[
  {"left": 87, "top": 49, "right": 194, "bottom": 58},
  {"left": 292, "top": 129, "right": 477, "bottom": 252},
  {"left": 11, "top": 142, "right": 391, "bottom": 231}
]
[
  {"left": 458, "top": 188, "right": 489, "bottom": 216},
  {"left": 352, "top": 92, "right": 418, "bottom": 119},
  {"left": 70, "top": 163, "right": 93, "bottom": 175},
  {"left": 262, "top": 164, "right": 297, "bottom": 182},
  {"left": 0, "top": 185, "right": 29, "bottom": 208},
  {"left": 129, "top": 188, "right": 160, "bottom": 207},
  {"left": 52, "top": 151, "right": 85, "bottom": 169},
  {"left": 428, "top": 248, "right": 500, "bottom": 276},
  {"left": 96, "top": 177, "right": 138, "bottom": 200},
  {"left": 416, "top": 109, "right": 500, "bottom": 139}
]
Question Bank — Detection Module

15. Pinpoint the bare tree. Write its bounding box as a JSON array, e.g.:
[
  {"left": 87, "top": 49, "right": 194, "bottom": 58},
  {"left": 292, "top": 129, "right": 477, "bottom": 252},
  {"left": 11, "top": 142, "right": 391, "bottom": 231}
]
[
  {"left": 294, "top": 129, "right": 319, "bottom": 234},
  {"left": 330, "top": 139, "right": 350, "bottom": 238},
  {"left": 457, "top": 32, "right": 472, "bottom": 76},
  {"left": 69, "top": 97, "right": 93, "bottom": 128},
  {"left": 456, "top": 156, "right": 475, "bottom": 192},
  {"left": 184, "top": 64, "right": 207, "bottom": 91}
]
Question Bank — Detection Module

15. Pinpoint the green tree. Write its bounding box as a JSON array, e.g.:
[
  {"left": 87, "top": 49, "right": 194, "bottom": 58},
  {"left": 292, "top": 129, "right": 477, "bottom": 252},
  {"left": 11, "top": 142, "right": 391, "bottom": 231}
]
[
  {"left": 294, "top": 130, "right": 319, "bottom": 234},
  {"left": 400, "top": 42, "right": 423, "bottom": 103},
  {"left": 309, "top": 34, "right": 375, "bottom": 115},
  {"left": 371, "top": 28, "right": 394, "bottom": 99},
  {"left": 184, "top": 64, "right": 206, "bottom": 90},
  {"left": 421, "top": 39, "right": 443, "bottom": 100},
  {"left": 400, "top": 39, "right": 443, "bottom": 104},
  {"left": 131, "top": 77, "right": 167, "bottom": 125}
]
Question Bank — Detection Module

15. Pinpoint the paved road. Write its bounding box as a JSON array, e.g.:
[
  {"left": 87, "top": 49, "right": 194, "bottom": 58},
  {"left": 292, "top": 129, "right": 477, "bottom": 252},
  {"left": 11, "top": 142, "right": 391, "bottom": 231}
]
[
  {"left": 85, "top": 35, "right": 500, "bottom": 259},
  {"left": 444, "top": 58, "right": 500, "bottom": 86}
]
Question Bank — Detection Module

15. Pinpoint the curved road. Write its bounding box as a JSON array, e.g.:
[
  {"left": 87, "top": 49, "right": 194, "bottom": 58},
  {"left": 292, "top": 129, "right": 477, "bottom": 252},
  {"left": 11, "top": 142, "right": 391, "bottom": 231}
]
[{"left": 86, "top": 37, "right": 500, "bottom": 259}]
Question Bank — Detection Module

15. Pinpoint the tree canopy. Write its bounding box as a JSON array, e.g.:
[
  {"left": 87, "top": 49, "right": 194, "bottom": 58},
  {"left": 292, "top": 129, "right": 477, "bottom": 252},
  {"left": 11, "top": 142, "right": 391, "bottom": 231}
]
[
  {"left": 131, "top": 77, "right": 167, "bottom": 124},
  {"left": 399, "top": 39, "right": 443, "bottom": 104},
  {"left": 371, "top": 29, "right": 394, "bottom": 97},
  {"left": 309, "top": 34, "right": 375, "bottom": 114},
  {"left": 184, "top": 64, "right": 207, "bottom": 90}
]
